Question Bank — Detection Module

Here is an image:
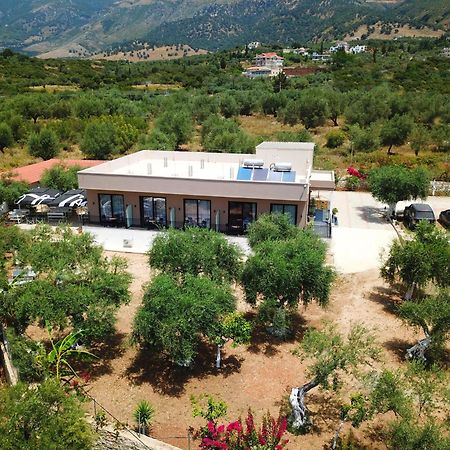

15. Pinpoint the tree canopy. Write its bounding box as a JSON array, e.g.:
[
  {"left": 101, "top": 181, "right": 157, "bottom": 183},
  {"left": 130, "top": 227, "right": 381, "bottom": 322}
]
[
  {"left": 148, "top": 227, "right": 243, "bottom": 283},
  {"left": 132, "top": 274, "right": 236, "bottom": 365},
  {"left": 368, "top": 165, "right": 430, "bottom": 209},
  {"left": 41, "top": 164, "right": 80, "bottom": 191},
  {"left": 0, "top": 379, "right": 94, "bottom": 450},
  {"left": 0, "top": 225, "right": 131, "bottom": 342}
]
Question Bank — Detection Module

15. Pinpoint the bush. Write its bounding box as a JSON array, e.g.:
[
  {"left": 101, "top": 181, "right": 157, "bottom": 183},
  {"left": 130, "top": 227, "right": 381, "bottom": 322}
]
[
  {"left": 345, "top": 176, "right": 360, "bottom": 191},
  {"left": 326, "top": 130, "right": 346, "bottom": 148},
  {"left": 28, "top": 128, "right": 59, "bottom": 160}
]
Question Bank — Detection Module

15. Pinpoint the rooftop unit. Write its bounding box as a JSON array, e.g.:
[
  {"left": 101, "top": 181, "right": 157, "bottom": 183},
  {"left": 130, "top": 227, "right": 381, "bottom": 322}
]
[
  {"left": 272, "top": 162, "right": 292, "bottom": 172},
  {"left": 243, "top": 159, "right": 264, "bottom": 169}
]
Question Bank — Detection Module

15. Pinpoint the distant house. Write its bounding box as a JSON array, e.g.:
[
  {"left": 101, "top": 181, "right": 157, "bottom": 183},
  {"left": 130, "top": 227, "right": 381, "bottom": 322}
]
[
  {"left": 254, "top": 52, "right": 284, "bottom": 68},
  {"left": 441, "top": 48, "right": 450, "bottom": 57},
  {"left": 329, "top": 41, "right": 349, "bottom": 53},
  {"left": 247, "top": 41, "right": 261, "bottom": 50},
  {"left": 349, "top": 45, "right": 367, "bottom": 54},
  {"left": 283, "top": 47, "right": 309, "bottom": 56},
  {"left": 242, "top": 66, "right": 280, "bottom": 78}
]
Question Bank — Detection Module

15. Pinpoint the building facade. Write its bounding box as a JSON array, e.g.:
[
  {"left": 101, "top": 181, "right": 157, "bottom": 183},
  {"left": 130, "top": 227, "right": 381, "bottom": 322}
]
[{"left": 77, "top": 142, "right": 334, "bottom": 234}]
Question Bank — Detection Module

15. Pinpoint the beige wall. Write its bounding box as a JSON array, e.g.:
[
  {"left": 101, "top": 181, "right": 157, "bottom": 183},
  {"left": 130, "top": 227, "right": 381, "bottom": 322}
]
[{"left": 86, "top": 189, "right": 308, "bottom": 228}]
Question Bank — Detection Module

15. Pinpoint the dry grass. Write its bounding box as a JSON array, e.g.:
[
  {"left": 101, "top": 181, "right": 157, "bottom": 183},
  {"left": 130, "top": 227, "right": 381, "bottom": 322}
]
[
  {"left": 28, "top": 85, "right": 79, "bottom": 93},
  {"left": 131, "top": 83, "right": 182, "bottom": 91},
  {"left": 0, "top": 146, "right": 38, "bottom": 172},
  {"left": 239, "top": 115, "right": 305, "bottom": 139}
]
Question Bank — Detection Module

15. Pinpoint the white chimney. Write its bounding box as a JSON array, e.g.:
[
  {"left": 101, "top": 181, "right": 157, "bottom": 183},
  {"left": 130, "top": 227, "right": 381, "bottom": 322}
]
[
  {"left": 188, "top": 165, "right": 193, "bottom": 177},
  {"left": 164, "top": 157, "right": 168, "bottom": 168},
  {"left": 147, "top": 163, "right": 152, "bottom": 175}
]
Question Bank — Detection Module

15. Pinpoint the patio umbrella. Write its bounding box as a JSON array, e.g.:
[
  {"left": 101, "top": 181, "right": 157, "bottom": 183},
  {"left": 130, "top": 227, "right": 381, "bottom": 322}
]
[
  {"left": 49, "top": 189, "right": 86, "bottom": 208},
  {"left": 16, "top": 188, "right": 61, "bottom": 206}
]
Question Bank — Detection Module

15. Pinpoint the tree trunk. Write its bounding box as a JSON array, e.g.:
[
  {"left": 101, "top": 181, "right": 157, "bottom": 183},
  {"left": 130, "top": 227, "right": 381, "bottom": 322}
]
[
  {"left": 289, "top": 379, "right": 318, "bottom": 430},
  {"left": 404, "top": 283, "right": 415, "bottom": 301},
  {"left": 387, "top": 144, "right": 393, "bottom": 155},
  {"left": 216, "top": 345, "right": 222, "bottom": 369},
  {"left": 332, "top": 419, "right": 345, "bottom": 449},
  {"left": 332, "top": 117, "right": 339, "bottom": 126},
  {"left": 406, "top": 336, "right": 431, "bottom": 362},
  {"left": 387, "top": 203, "right": 395, "bottom": 220}
]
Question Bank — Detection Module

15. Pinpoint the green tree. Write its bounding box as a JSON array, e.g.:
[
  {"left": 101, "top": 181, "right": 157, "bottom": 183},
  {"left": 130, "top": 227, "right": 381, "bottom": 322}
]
[
  {"left": 0, "top": 123, "right": 14, "bottom": 152},
  {"left": 247, "top": 213, "right": 299, "bottom": 249},
  {"left": 18, "top": 95, "right": 50, "bottom": 124},
  {"left": 325, "top": 89, "right": 345, "bottom": 126},
  {"left": 0, "top": 177, "right": 29, "bottom": 207},
  {"left": 0, "top": 225, "right": 131, "bottom": 342},
  {"left": 399, "top": 291, "right": 450, "bottom": 362},
  {"left": 289, "top": 323, "right": 379, "bottom": 431},
  {"left": 154, "top": 109, "right": 193, "bottom": 149},
  {"left": 380, "top": 114, "right": 414, "bottom": 154},
  {"left": 381, "top": 221, "right": 449, "bottom": 299},
  {"left": 145, "top": 128, "right": 177, "bottom": 150},
  {"left": 297, "top": 90, "right": 329, "bottom": 129},
  {"left": 148, "top": 227, "right": 242, "bottom": 283},
  {"left": 201, "top": 115, "right": 254, "bottom": 153},
  {"left": 28, "top": 128, "right": 59, "bottom": 160},
  {"left": 0, "top": 379, "right": 94, "bottom": 450},
  {"left": 345, "top": 90, "right": 391, "bottom": 127},
  {"left": 272, "top": 72, "right": 289, "bottom": 93},
  {"left": 348, "top": 124, "right": 380, "bottom": 153},
  {"left": 81, "top": 120, "right": 116, "bottom": 159},
  {"left": 132, "top": 274, "right": 236, "bottom": 366},
  {"left": 410, "top": 125, "right": 430, "bottom": 156},
  {"left": 219, "top": 95, "right": 240, "bottom": 118},
  {"left": 242, "top": 228, "right": 334, "bottom": 336},
  {"left": 41, "top": 164, "right": 80, "bottom": 191},
  {"left": 368, "top": 165, "right": 430, "bottom": 217}
]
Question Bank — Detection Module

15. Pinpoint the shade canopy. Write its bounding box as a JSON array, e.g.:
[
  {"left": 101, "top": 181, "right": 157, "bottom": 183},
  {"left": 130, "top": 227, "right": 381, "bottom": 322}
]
[
  {"left": 16, "top": 188, "right": 62, "bottom": 206},
  {"left": 48, "top": 189, "right": 87, "bottom": 208}
]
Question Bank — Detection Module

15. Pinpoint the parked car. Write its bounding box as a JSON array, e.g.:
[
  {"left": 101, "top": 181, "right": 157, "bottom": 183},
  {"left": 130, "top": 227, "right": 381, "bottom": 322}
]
[
  {"left": 404, "top": 204, "right": 435, "bottom": 229},
  {"left": 438, "top": 209, "right": 450, "bottom": 228}
]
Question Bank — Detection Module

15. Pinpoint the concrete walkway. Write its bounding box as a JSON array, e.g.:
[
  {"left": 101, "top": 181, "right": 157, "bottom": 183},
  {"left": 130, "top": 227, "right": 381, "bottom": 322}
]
[{"left": 83, "top": 226, "right": 252, "bottom": 256}]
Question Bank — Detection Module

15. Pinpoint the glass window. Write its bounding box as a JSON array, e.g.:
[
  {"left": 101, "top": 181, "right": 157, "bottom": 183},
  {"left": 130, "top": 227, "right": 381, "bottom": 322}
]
[
  {"left": 184, "top": 199, "right": 211, "bottom": 228},
  {"left": 229, "top": 202, "right": 257, "bottom": 233},
  {"left": 141, "top": 197, "right": 166, "bottom": 227},
  {"left": 270, "top": 204, "right": 297, "bottom": 225},
  {"left": 99, "top": 194, "right": 124, "bottom": 223}
]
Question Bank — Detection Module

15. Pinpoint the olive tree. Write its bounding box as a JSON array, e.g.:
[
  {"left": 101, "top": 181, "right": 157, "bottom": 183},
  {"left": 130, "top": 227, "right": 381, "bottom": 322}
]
[
  {"left": 132, "top": 274, "right": 244, "bottom": 366},
  {"left": 380, "top": 114, "right": 414, "bottom": 155},
  {"left": 0, "top": 379, "right": 94, "bottom": 450},
  {"left": 28, "top": 128, "right": 59, "bottom": 160},
  {"left": 381, "top": 222, "right": 449, "bottom": 299},
  {"left": 0, "top": 225, "right": 131, "bottom": 343},
  {"left": 154, "top": 108, "right": 193, "bottom": 149},
  {"left": 148, "top": 227, "right": 243, "bottom": 283},
  {"left": 0, "top": 123, "right": 14, "bottom": 152},
  {"left": 241, "top": 228, "right": 334, "bottom": 336},
  {"left": 246, "top": 213, "right": 299, "bottom": 249},
  {"left": 399, "top": 291, "right": 450, "bottom": 362},
  {"left": 41, "top": 164, "right": 80, "bottom": 191},
  {"left": 289, "top": 323, "right": 379, "bottom": 431},
  {"left": 368, "top": 165, "right": 430, "bottom": 218},
  {"left": 0, "top": 177, "right": 29, "bottom": 207}
]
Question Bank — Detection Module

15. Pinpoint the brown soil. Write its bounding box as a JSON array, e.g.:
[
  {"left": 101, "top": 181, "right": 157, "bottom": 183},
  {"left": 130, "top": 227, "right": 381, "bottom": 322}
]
[{"left": 81, "top": 252, "right": 421, "bottom": 450}]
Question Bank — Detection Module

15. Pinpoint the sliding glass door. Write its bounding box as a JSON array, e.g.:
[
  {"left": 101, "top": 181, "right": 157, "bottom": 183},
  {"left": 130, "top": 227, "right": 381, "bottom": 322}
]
[
  {"left": 270, "top": 203, "right": 297, "bottom": 225},
  {"left": 140, "top": 196, "right": 167, "bottom": 228},
  {"left": 99, "top": 194, "right": 125, "bottom": 225},
  {"left": 184, "top": 199, "right": 211, "bottom": 228},
  {"left": 228, "top": 202, "right": 257, "bottom": 234}
]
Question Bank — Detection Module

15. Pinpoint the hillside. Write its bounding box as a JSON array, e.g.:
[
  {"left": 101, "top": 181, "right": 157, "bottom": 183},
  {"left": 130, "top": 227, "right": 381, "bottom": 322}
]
[{"left": 0, "top": 0, "right": 448, "bottom": 54}]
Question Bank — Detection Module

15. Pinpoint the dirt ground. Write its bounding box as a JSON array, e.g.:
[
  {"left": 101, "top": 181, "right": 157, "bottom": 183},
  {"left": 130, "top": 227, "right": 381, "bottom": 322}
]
[{"left": 80, "top": 251, "right": 422, "bottom": 450}]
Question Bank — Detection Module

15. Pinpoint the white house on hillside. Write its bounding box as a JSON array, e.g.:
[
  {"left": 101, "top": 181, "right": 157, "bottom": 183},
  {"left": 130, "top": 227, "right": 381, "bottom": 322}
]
[
  {"left": 254, "top": 52, "right": 284, "bottom": 68},
  {"left": 349, "top": 45, "right": 367, "bottom": 54},
  {"left": 247, "top": 41, "right": 261, "bottom": 50}
]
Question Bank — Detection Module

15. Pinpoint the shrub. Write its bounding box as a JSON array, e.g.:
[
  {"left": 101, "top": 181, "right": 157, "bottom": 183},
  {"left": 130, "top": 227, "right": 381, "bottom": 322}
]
[
  {"left": 345, "top": 176, "right": 360, "bottom": 191},
  {"left": 28, "top": 128, "right": 59, "bottom": 160},
  {"left": 326, "top": 130, "right": 346, "bottom": 148},
  {"left": 133, "top": 400, "right": 155, "bottom": 435}
]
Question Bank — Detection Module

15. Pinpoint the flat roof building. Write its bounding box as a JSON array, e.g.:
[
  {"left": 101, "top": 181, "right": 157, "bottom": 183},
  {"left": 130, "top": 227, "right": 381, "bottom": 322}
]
[{"left": 78, "top": 142, "right": 334, "bottom": 234}]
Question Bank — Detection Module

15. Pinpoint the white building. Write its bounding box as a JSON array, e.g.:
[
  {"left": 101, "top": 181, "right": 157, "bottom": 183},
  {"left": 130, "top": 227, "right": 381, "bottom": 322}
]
[
  {"left": 349, "top": 45, "right": 367, "bottom": 54},
  {"left": 254, "top": 52, "right": 284, "bottom": 68},
  {"left": 247, "top": 41, "right": 261, "bottom": 50},
  {"left": 242, "top": 66, "right": 282, "bottom": 78},
  {"left": 329, "top": 41, "right": 349, "bottom": 53}
]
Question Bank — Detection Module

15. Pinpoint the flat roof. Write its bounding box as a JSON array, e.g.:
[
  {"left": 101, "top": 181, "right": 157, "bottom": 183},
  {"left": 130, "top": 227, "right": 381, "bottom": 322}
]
[{"left": 79, "top": 142, "right": 316, "bottom": 184}]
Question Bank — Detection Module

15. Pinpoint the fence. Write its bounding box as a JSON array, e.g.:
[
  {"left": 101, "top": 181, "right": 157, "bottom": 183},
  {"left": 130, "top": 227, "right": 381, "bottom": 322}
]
[
  {"left": 314, "top": 220, "right": 332, "bottom": 239},
  {"left": 85, "top": 390, "right": 191, "bottom": 450}
]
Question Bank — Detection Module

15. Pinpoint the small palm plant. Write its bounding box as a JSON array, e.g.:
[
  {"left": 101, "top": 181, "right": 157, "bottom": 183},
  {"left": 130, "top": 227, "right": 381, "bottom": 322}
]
[{"left": 133, "top": 400, "right": 155, "bottom": 435}]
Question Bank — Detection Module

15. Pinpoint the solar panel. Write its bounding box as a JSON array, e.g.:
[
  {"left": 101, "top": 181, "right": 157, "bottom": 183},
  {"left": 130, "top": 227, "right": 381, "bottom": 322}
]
[
  {"left": 252, "top": 168, "right": 269, "bottom": 181},
  {"left": 236, "top": 167, "right": 252, "bottom": 181},
  {"left": 267, "top": 171, "right": 283, "bottom": 181},
  {"left": 282, "top": 171, "right": 296, "bottom": 182}
]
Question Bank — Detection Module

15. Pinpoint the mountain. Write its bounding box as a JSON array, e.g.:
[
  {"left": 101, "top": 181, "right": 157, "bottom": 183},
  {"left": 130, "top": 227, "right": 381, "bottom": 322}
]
[{"left": 0, "top": 0, "right": 447, "bottom": 55}]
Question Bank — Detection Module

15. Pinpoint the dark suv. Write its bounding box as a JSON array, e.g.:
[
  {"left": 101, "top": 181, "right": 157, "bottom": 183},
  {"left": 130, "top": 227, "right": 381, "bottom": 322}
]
[{"left": 404, "top": 204, "right": 435, "bottom": 229}]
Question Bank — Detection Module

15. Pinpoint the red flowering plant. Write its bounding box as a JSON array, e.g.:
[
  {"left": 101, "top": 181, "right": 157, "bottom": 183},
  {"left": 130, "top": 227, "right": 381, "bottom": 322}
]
[
  {"left": 199, "top": 410, "right": 289, "bottom": 450},
  {"left": 346, "top": 166, "right": 366, "bottom": 180}
]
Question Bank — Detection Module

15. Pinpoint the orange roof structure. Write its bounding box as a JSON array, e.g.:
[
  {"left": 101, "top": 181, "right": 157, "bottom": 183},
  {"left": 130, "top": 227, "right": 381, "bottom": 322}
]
[{"left": 2, "top": 159, "right": 104, "bottom": 185}]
